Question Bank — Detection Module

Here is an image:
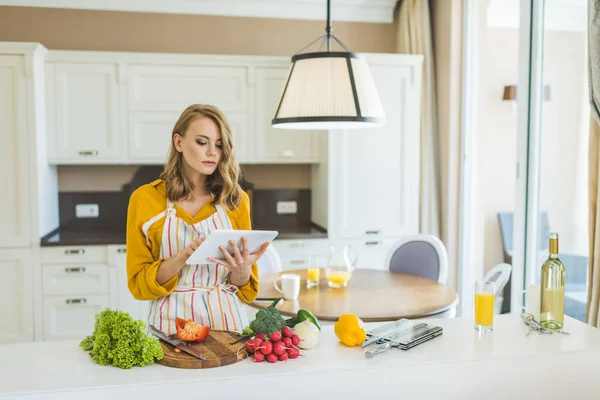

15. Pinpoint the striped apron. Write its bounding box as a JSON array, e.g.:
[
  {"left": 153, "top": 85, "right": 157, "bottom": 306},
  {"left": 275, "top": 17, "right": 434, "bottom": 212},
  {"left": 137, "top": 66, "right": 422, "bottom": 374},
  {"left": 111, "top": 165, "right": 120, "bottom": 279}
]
[{"left": 144, "top": 200, "right": 249, "bottom": 335}]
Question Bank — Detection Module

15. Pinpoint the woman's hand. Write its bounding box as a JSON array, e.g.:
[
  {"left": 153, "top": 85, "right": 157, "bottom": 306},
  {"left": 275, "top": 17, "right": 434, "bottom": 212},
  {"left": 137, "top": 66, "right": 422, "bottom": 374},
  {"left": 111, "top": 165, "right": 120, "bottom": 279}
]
[
  {"left": 177, "top": 237, "right": 206, "bottom": 263},
  {"left": 208, "top": 237, "right": 269, "bottom": 286},
  {"left": 156, "top": 237, "right": 205, "bottom": 285}
]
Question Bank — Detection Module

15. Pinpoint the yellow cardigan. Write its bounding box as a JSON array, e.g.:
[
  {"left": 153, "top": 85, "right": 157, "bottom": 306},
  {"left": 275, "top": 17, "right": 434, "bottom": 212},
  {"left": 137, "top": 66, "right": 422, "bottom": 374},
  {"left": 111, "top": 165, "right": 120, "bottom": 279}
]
[{"left": 125, "top": 179, "right": 258, "bottom": 304}]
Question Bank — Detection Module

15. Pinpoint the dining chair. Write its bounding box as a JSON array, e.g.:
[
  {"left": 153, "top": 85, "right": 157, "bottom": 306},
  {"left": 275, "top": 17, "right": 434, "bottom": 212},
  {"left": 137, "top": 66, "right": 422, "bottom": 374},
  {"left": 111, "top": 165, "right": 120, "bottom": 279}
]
[
  {"left": 256, "top": 244, "right": 283, "bottom": 276},
  {"left": 482, "top": 263, "right": 512, "bottom": 314},
  {"left": 246, "top": 244, "right": 283, "bottom": 321},
  {"left": 384, "top": 234, "right": 449, "bottom": 284}
]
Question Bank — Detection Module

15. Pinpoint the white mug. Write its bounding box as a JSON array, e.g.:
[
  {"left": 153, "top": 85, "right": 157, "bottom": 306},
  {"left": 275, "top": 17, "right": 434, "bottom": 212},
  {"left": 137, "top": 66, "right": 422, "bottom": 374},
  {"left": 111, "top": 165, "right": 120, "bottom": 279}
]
[
  {"left": 521, "top": 283, "right": 541, "bottom": 320},
  {"left": 273, "top": 274, "right": 300, "bottom": 300}
]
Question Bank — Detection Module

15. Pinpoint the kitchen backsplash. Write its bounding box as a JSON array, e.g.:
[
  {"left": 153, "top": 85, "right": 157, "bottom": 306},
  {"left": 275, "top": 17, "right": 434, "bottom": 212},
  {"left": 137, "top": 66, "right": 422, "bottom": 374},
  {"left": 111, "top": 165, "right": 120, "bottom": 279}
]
[
  {"left": 57, "top": 165, "right": 317, "bottom": 233},
  {"left": 57, "top": 164, "right": 313, "bottom": 192},
  {"left": 251, "top": 189, "right": 312, "bottom": 232}
]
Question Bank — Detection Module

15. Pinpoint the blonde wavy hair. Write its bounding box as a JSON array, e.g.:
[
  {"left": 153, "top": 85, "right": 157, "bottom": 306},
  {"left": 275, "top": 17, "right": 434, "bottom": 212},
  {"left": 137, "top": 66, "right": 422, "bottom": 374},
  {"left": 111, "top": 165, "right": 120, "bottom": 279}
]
[{"left": 160, "top": 104, "right": 242, "bottom": 211}]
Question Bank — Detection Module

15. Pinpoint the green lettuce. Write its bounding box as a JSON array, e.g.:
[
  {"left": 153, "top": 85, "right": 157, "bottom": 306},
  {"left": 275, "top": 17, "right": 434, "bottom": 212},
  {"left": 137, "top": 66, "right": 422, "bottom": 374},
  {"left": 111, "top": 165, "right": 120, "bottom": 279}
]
[{"left": 80, "top": 308, "right": 163, "bottom": 369}]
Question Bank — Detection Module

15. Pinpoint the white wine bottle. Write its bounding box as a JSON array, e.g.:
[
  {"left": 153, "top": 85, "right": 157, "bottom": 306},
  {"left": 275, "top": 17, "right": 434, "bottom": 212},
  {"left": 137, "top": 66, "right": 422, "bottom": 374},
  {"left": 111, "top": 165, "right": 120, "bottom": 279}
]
[{"left": 540, "top": 232, "right": 566, "bottom": 329}]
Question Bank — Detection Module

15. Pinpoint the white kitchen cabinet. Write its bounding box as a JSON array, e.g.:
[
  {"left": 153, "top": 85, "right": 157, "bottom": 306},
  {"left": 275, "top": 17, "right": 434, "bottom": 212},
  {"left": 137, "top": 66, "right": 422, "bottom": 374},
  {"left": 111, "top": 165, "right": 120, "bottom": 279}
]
[
  {"left": 46, "top": 62, "right": 120, "bottom": 163},
  {"left": 43, "top": 294, "right": 109, "bottom": 341},
  {"left": 125, "top": 64, "right": 249, "bottom": 164},
  {"left": 126, "top": 111, "right": 175, "bottom": 164},
  {"left": 41, "top": 245, "right": 108, "bottom": 264},
  {"left": 0, "top": 43, "right": 58, "bottom": 343},
  {"left": 108, "top": 245, "right": 148, "bottom": 323},
  {"left": 127, "top": 64, "right": 247, "bottom": 113},
  {"left": 42, "top": 264, "right": 109, "bottom": 296},
  {"left": 0, "top": 55, "right": 32, "bottom": 248},
  {"left": 280, "top": 256, "right": 311, "bottom": 271},
  {"left": 272, "top": 238, "right": 330, "bottom": 271},
  {"left": 353, "top": 239, "right": 397, "bottom": 271},
  {"left": 328, "top": 55, "right": 422, "bottom": 240},
  {"left": 254, "top": 67, "right": 321, "bottom": 163},
  {"left": 42, "top": 51, "right": 332, "bottom": 165},
  {"left": 40, "top": 245, "right": 111, "bottom": 341},
  {"left": 272, "top": 238, "right": 330, "bottom": 258},
  {"left": 0, "top": 249, "right": 33, "bottom": 344},
  {"left": 127, "top": 111, "right": 250, "bottom": 164}
]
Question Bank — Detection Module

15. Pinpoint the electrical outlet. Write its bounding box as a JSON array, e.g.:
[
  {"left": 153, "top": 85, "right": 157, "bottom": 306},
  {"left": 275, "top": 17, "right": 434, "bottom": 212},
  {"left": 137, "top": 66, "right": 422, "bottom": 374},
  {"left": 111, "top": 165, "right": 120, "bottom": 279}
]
[
  {"left": 75, "top": 204, "right": 99, "bottom": 218},
  {"left": 276, "top": 201, "right": 297, "bottom": 215}
]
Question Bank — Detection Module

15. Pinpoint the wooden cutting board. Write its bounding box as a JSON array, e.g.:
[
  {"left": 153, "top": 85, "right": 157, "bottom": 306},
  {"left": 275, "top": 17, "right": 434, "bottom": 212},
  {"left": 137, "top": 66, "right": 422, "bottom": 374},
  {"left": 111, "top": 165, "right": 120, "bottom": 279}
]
[{"left": 157, "top": 330, "right": 248, "bottom": 369}]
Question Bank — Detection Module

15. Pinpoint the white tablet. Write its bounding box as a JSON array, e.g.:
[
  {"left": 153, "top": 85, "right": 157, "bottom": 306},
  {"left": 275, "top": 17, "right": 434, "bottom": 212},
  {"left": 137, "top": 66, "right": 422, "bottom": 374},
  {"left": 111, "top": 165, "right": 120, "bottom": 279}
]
[{"left": 185, "top": 229, "right": 279, "bottom": 265}]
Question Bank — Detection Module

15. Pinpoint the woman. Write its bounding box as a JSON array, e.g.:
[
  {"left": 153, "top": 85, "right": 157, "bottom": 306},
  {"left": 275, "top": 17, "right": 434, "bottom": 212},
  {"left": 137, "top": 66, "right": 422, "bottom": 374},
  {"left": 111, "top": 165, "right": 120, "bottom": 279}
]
[{"left": 126, "top": 104, "right": 269, "bottom": 335}]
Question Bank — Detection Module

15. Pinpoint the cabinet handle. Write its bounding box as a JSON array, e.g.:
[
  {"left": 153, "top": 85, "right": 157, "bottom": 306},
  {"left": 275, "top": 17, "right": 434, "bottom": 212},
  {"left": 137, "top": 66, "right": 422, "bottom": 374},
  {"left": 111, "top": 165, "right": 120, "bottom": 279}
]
[
  {"left": 290, "top": 259, "right": 306, "bottom": 265},
  {"left": 65, "top": 249, "right": 85, "bottom": 255},
  {"left": 365, "top": 241, "right": 382, "bottom": 246},
  {"left": 117, "top": 248, "right": 126, "bottom": 254},
  {"left": 66, "top": 298, "right": 87, "bottom": 305},
  {"left": 65, "top": 267, "right": 86, "bottom": 273},
  {"left": 290, "top": 243, "right": 307, "bottom": 248},
  {"left": 79, "top": 150, "right": 99, "bottom": 156},
  {"left": 280, "top": 150, "right": 294, "bottom": 157},
  {"left": 365, "top": 230, "right": 382, "bottom": 235}
]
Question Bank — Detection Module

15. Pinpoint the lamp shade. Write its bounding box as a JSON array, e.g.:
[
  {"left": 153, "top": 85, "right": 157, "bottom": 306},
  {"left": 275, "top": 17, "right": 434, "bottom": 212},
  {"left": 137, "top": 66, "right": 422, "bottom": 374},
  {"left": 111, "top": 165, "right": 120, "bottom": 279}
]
[{"left": 271, "top": 52, "right": 386, "bottom": 130}]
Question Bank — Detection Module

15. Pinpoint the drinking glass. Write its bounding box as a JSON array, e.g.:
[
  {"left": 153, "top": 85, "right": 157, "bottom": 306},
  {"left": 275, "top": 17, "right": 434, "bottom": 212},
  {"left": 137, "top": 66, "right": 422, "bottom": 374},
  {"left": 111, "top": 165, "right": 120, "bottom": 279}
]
[
  {"left": 474, "top": 280, "right": 495, "bottom": 333},
  {"left": 307, "top": 256, "right": 325, "bottom": 288}
]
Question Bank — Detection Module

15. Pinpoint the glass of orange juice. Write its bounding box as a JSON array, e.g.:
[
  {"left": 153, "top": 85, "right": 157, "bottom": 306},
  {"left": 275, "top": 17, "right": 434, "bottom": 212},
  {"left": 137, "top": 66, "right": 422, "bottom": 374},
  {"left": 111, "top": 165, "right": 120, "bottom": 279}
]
[
  {"left": 474, "top": 280, "right": 495, "bottom": 333},
  {"left": 307, "top": 256, "right": 325, "bottom": 288}
]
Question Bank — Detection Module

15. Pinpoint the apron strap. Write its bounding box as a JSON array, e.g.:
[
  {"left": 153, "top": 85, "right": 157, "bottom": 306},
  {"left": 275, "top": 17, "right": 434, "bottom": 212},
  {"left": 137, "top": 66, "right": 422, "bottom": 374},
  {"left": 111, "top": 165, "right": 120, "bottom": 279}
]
[{"left": 141, "top": 209, "right": 168, "bottom": 245}]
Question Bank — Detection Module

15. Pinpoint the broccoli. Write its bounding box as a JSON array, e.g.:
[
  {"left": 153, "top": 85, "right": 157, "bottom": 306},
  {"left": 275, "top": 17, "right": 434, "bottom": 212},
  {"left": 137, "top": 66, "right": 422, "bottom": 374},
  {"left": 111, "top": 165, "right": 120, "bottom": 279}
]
[
  {"left": 231, "top": 299, "right": 286, "bottom": 343},
  {"left": 80, "top": 308, "right": 163, "bottom": 369},
  {"left": 249, "top": 302, "right": 286, "bottom": 335}
]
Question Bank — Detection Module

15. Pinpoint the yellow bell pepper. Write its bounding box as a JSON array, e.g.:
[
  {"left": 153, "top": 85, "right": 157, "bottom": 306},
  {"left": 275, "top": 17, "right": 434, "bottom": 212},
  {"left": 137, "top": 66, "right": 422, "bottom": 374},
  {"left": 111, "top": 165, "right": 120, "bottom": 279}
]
[{"left": 334, "top": 313, "right": 367, "bottom": 347}]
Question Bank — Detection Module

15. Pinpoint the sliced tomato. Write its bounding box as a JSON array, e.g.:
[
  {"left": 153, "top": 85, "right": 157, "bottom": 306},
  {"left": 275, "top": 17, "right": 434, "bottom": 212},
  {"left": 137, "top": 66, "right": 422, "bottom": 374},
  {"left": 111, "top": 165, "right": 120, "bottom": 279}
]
[{"left": 175, "top": 317, "right": 210, "bottom": 342}]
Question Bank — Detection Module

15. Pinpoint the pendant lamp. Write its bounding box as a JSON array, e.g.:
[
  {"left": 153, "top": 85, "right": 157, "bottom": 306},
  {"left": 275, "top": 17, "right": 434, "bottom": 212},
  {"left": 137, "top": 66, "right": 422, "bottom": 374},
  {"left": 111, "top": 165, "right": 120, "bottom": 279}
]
[{"left": 271, "top": 0, "right": 387, "bottom": 130}]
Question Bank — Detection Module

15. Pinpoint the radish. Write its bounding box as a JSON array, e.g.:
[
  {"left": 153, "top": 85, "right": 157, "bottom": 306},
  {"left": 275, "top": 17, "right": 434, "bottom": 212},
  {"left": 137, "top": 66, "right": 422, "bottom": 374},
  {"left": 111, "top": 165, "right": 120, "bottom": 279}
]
[
  {"left": 282, "top": 337, "right": 292, "bottom": 347},
  {"left": 272, "top": 341, "right": 286, "bottom": 356},
  {"left": 287, "top": 346, "right": 300, "bottom": 359},
  {"left": 270, "top": 331, "right": 283, "bottom": 342},
  {"left": 245, "top": 339, "right": 257, "bottom": 354},
  {"left": 291, "top": 334, "right": 300, "bottom": 346},
  {"left": 266, "top": 353, "right": 278, "bottom": 363},
  {"left": 260, "top": 340, "right": 273, "bottom": 355},
  {"left": 278, "top": 351, "right": 289, "bottom": 361},
  {"left": 253, "top": 352, "right": 265, "bottom": 362},
  {"left": 255, "top": 333, "right": 267, "bottom": 342},
  {"left": 281, "top": 326, "right": 293, "bottom": 338}
]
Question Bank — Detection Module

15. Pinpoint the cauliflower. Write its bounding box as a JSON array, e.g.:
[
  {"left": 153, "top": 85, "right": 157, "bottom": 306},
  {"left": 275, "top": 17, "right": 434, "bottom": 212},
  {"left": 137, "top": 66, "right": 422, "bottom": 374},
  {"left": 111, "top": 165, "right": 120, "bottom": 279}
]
[{"left": 80, "top": 308, "right": 163, "bottom": 369}]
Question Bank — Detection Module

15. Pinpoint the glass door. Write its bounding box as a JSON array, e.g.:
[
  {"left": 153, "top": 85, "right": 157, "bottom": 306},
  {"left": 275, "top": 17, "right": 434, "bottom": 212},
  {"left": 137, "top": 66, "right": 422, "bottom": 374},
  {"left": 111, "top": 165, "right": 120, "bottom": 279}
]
[
  {"left": 459, "top": 0, "right": 527, "bottom": 317},
  {"left": 523, "top": 0, "right": 589, "bottom": 321},
  {"left": 460, "top": 0, "right": 588, "bottom": 320}
]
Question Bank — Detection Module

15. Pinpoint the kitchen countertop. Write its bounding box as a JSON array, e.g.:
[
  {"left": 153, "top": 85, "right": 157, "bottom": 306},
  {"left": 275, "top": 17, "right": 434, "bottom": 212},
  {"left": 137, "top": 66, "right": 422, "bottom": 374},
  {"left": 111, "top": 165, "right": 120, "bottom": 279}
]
[
  {"left": 40, "top": 226, "right": 327, "bottom": 246},
  {"left": 2, "top": 315, "right": 600, "bottom": 399},
  {"left": 273, "top": 226, "right": 327, "bottom": 240},
  {"left": 40, "top": 228, "right": 127, "bottom": 246}
]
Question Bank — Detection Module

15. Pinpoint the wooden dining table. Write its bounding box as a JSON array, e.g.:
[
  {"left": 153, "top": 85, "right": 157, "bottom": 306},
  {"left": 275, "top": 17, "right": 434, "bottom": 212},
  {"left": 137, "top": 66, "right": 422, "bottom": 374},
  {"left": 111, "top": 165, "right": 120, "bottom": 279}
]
[{"left": 250, "top": 268, "right": 459, "bottom": 322}]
